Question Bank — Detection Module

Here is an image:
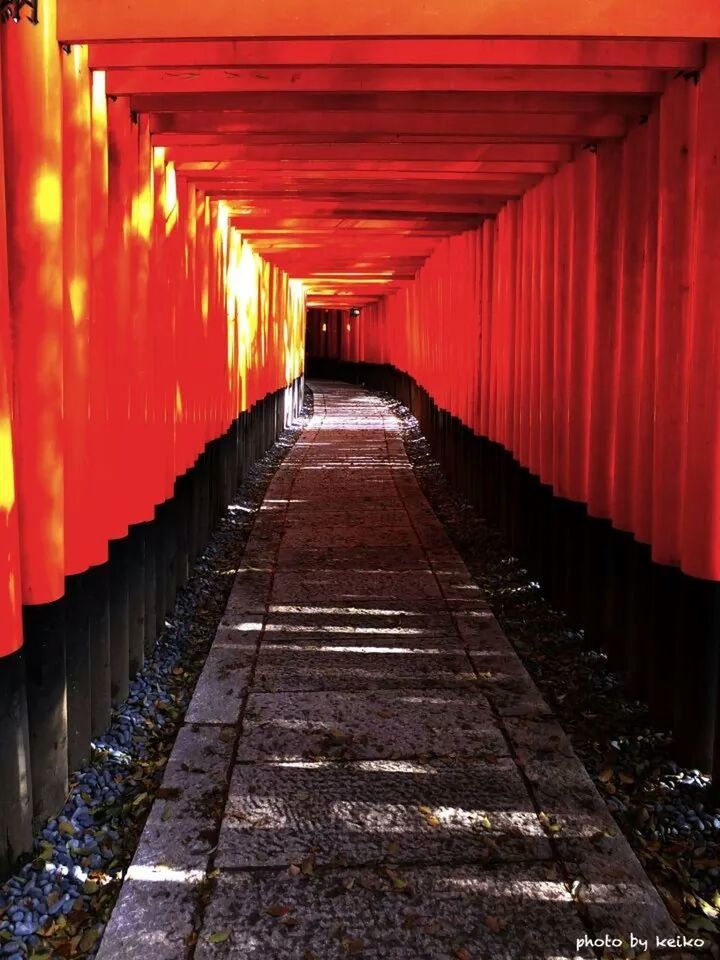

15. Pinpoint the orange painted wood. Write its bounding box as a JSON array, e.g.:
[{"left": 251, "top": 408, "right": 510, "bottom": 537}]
[
  {"left": 106, "top": 66, "right": 667, "bottom": 97},
  {"left": 163, "top": 143, "right": 574, "bottom": 162},
  {"left": 151, "top": 109, "right": 628, "bottom": 139},
  {"left": 680, "top": 45, "right": 720, "bottom": 580},
  {"left": 88, "top": 68, "right": 111, "bottom": 566},
  {"left": 1, "top": 9, "right": 65, "bottom": 604},
  {"left": 0, "top": 56, "right": 23, "bottom": 656},
  {"left": 61, "top": 45, "right": 94, "bottom": 576},
  {"left": 131, "top": 91, "right": 653, "bottom": 115},
  {"left": 651, "top": 75, "right": 697, "bottom": 568},
  {"left": 59, "top": 2, "right": 717, "bottom": 42}
]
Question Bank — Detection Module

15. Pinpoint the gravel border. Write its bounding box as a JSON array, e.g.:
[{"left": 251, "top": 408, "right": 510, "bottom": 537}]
[
  {"left": 0, "top": 394, "right": 312, "bottom": 960},
  {"left": 383, "top": 391, "right": 720, "bottom": 960}
]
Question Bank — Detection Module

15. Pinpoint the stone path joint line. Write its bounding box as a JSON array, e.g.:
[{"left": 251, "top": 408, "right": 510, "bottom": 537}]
[{"left": 97, "top": 381, "right": 676, "bottom": 960}]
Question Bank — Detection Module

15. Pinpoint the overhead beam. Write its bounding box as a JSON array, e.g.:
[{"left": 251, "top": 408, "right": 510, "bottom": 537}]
[
  {"left": 151, "top": 110, "right": 629, "bottom": 138},
  {"left": 88, "top": 39, "right": 705, "bottom": 70},
  {"left": 59, "top": 4, "right": 719, "bottom": 41},
  {"left": 131, "top": 91, "right": 653, "bottom": 114},
  {"left": 163, "top": 143, "right": 574, "bottom": 162},
  {"left": 106, "top": 66, "right": 667, "bottom": 97},
  {"left": 176, "top": 160, "right": 559, "bottom": 174}
]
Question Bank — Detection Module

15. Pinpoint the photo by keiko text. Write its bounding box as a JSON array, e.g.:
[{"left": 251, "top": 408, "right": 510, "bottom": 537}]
[{"left": 576, "top": 933, "right": 709, "bottom": 953}]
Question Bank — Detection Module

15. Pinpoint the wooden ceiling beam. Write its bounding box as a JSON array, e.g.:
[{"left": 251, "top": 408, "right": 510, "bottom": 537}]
[
  {"left": 151, "top": 110, "right": 629, "bottom": 138},
  {"left": 84, "top": 38, "right": 707, "bottom": 66},
  {"left": 106, "top": 66, "right": 667, "bottom": 97},
  {"left": 131, "top": 91, "right": 653, "bottom": 114},
  {"left": 163, "top": 143, "right": 574, "bottom": 162}
]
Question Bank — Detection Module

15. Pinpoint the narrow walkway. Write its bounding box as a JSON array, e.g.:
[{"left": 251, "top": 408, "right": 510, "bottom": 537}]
[{"left": 98, "top": 383, "right": 675, "bottom": 960}]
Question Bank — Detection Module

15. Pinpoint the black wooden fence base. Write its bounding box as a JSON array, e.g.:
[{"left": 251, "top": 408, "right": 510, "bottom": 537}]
[
  {"left": 307, "top": 359, "right": 720, "bottom": 781},
  {"left": 0, "top": 376, "right": 304, "bottom": 877}
]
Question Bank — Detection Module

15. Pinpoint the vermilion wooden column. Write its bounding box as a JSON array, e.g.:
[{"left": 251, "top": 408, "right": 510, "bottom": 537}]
[
  {"left": 678, "top": 47, "right": 720, "bottom": 772},
  {"left": 61, "top": 44, "right": 93, "bottom": 771},
  {"left": 0, "top": 45, "right": 33, "bottom": 872},
  {"left": 0, "top": 61, "right": 21, "bottom": 660},
  {"left": 2, "top": 0, "right": 68, "bottom": 821},
  {"left": 587, "top": 139, "right": 623, "bottom": 522},
  {"left": 652, "top": 75, "right": 698, "bottom": 569},
  {"left": 87, "top": 68, "right": 112, "bottom": 738}
]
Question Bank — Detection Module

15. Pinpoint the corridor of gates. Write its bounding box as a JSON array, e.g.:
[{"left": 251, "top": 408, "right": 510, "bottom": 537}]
[{"left": 1, "top": 2, "right": 720, "bottom": 957}]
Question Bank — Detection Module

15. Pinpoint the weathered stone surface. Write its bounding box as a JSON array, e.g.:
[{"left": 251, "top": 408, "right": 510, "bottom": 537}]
[
  {"left": 236, "top": 689, "right": 506, "bottom": 762},
  {"left": 195, "top": 863, "right": 593, "bottom": 960},
  {"left": 217, "top": 757, "right": 551, "bottom": 868},
  {"left": 98, "top": 382, "right": 675, "bottom": 960},
  {"left": 470, "top": 652, "right": 553, "bottom": 717},
  {"left": 253, "top": 644, "right": 476, "bottom": 691},
  {"left": 96, "top": 726, "right": 235, "bottom": 960},
  {"left": 95, "top": 878, "right": 198, "bottom": 960},
  {"left": 271, "top": 569, "right": 443, "bottom": 602},
  {"left": 276, "top": 545, "right": 430, "bottom": 571},
  {"left": 132, "top": 724, "right": 234, "bottom": 870},
  {"left": 185, "top": 634, "right": 257, "bottom": 725},
  {"left": 501, "top": 715, "right": 577, "bottom": 759}
]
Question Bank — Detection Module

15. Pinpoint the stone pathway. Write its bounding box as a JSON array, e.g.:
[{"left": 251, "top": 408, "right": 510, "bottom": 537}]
[{"left": 96, "top": 382, "right": 677, "bottom": 960}]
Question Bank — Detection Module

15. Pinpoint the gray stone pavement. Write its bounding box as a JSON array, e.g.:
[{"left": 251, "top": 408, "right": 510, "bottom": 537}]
[{"left": 97, "top": 382, "right": 676, "bottom": 960}]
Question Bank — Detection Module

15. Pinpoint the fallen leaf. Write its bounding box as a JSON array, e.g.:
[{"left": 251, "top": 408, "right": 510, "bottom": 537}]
[
  {"left": 479, "top": 815, "right": 492, "bottom": 830},
  {"left": 287, "top": 864, "right": 301, "bottom": 878},
  {"left": 161, "top": 804, "right": 173, "bottom": 822},
  {"left": 266, "top": 903, "right": 293, "bottom": 918},
  {"left": 483, "top": 915, "right": 508, "bottom": 933},
  {"left": 78, "top": 928, "right": 100, "bottom": 952},
  {"left": 342, "top": 937, "right": 364, "bottom": 954},
  {"left": 208, "top": 930, "right": 230, "bottom": 943},
  {"left": 386, "top": 840, "right": 400, "bottom": 856}
]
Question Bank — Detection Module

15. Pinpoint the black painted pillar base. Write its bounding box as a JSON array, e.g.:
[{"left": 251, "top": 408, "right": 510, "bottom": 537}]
[
  {"left": 108, "top": 536, "right": 130, "bottom": 706},
  {"left": 65, "top": 573, "right": 91, "bottom": 772},
  {"left": 86, "top": 561, "right": 111, "bottom": 739},
  {"left": 23, "top": 600, "right": 68, "bottom": 825},
  {"left": 127, "top": 523, "right": 147, "bottom": 679},
  {"left": 0, "top": 648, "right": 32, "bottom": 875}
]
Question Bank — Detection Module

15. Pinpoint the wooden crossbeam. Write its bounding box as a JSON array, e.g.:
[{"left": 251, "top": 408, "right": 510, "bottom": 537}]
[
  {"left": 88, "top": 39, "right": 706, "bottom": 70},
  {"left": 59, "top": 5, "right": 718, "bottom": 43},
  {"left": 151, "top": 110, "right": 629, "bottom": 138},
  {"left": 106, "top": 66, "right": 667, "bottom": 97}
]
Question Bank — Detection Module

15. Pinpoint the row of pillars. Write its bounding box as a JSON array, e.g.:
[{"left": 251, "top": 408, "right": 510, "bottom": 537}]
[
  {"left": 0, "top": 379, "right": 303, "bottom": 877},
  {"left": 310, "top": 357, "right": 720, "bottom": 781}
]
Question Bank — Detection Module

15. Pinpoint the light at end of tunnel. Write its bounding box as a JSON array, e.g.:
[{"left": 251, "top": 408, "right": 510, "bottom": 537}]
[
  {"left": 164, "top": 162, "right": 177, "bottom": 219},
  {"left": 322, "top": 323, "right": 327, "bottom": 332}
]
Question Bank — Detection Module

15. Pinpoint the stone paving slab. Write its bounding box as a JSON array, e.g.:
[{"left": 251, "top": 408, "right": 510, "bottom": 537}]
[
  {"left": 252, "top": 644, "right": 476, "bottom": 691},
  {"left": 271, "top": 569, "right": 442, "bottom": 602},
  {"left": 185, "top": 629, "right": 258, "bottom": 725},
  {"left": 216, "top": 757, "right": 552, "bottom": 869},
  {"left": 97, "top": 381, "right": 677, "bottom": 960},
  {"left": 236, "top": 689, "right": 506, "bottom": 762},
  {"left": 95, "top": 724, "right": 235, "bottom": 960},
  {"left": 276, "top": 545, "right": 430, "bottom": 570},
  {"left": 194, "top": 863, "right": 593, "bottom": 960}
]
